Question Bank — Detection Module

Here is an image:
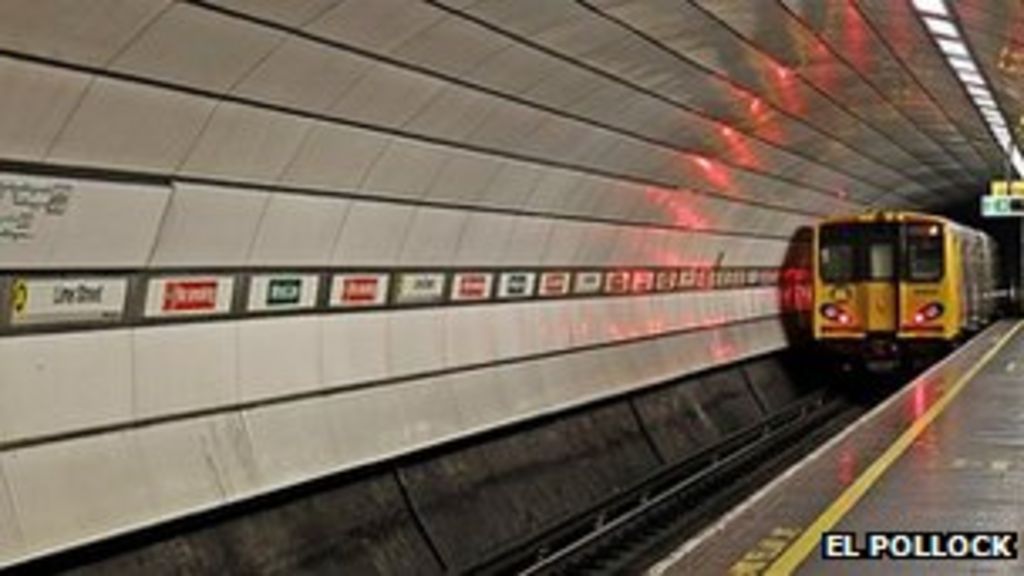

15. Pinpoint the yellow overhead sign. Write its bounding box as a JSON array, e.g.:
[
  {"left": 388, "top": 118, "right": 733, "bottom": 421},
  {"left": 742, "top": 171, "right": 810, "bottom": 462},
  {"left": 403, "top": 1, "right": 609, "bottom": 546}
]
[{"left": 991, "top": 180, "right": 1024, "bottom": 196}]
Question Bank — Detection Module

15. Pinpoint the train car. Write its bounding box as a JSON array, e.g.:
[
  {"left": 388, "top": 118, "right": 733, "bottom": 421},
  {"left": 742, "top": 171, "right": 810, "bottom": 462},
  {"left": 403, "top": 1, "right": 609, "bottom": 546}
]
[{"left": 813, "top": 211, "right": 998, "bottom": 369}]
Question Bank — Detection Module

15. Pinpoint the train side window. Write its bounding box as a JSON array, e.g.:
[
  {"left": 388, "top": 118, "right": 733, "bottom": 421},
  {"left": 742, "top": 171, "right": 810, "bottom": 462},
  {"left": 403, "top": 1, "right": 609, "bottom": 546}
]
[{"left": 905, "top": 223, "right": 944, "bottom": 282}]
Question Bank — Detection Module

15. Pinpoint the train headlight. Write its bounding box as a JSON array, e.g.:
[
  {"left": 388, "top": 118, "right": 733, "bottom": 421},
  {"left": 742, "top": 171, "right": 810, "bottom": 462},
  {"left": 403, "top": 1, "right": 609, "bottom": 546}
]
[
  {"left": 820, "top": 303, "right": 851, "bottom": 324},
  {"left": 913, "top": 302, "right": 944, "bottom": 324}
]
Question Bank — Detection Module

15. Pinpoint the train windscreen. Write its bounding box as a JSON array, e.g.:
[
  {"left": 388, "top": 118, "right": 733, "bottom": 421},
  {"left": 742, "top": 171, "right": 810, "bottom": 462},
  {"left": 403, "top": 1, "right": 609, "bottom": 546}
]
[
  {"left": 818, "top": 223, "right": 907, "bottom": 283},
  {"left": 819, "top": 225, "right": 856, "bottom": 282},
  {"left": 905, "top": 223, "right": 944, "bottom": 281}
]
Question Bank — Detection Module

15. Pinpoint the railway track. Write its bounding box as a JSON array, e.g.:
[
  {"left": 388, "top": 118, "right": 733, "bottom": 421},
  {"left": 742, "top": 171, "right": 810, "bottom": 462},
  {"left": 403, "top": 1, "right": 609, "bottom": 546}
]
[{"left": 466, "top": 388, "right": 874, "bottom": 575}]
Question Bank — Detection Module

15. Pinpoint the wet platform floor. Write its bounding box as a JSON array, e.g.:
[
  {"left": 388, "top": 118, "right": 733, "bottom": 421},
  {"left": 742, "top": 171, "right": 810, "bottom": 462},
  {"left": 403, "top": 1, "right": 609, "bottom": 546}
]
[{"left": 649, "top": 320, "right": 1024, "bottom": 575}]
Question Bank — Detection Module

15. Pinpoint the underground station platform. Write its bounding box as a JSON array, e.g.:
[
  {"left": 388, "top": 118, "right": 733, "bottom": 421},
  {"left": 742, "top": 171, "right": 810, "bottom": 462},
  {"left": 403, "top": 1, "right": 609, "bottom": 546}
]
[{"left": 650, "top": 319, "right": 1024, "bottom": 575}]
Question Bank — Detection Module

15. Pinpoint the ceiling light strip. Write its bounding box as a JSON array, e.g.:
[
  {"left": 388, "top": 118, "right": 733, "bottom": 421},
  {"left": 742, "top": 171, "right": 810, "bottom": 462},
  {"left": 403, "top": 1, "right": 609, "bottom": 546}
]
[{"left": 913, "top": 0, "right": 1023, "bottom": 176}]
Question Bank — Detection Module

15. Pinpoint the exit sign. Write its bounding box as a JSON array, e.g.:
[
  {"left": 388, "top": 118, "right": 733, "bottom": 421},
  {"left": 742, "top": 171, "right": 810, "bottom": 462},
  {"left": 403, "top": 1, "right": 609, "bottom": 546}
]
[{"left": 981, "top": 195, "right": 1024, "bottom": 217}]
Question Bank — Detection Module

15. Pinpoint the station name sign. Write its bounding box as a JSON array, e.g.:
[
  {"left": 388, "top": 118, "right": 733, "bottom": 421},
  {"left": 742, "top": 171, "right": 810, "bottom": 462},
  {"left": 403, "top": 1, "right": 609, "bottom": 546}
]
[{"left": 10, "top": 277, "right": 126, "bottom": 326}]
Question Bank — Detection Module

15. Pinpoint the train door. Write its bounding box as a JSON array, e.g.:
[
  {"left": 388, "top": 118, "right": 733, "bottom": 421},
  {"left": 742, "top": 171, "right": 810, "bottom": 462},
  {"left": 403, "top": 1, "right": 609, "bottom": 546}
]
[{"left": 861, "top": 225, "right": 898, "bottom": 334}]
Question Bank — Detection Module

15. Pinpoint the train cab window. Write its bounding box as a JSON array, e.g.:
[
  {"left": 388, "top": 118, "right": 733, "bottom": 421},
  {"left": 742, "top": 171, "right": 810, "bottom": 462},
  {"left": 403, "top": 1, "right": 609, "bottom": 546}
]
[
  {"left": 905, "top": 223, "right": 944, "bottom": 282},
  {"left": 820, "top": 244, "right": 855, "bottom": 282},
  {"left": 868, "top": 243, "right": 895, "bottom": 280},
  {"left": 819, "top": 225, "right": 856, "bottom": 282}
]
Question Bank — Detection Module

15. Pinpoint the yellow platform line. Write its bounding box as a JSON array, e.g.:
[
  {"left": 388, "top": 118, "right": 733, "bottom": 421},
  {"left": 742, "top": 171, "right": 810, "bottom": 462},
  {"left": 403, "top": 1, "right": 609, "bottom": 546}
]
[{"left": 765, "top": 320, "right": 1024, "bottom": 575}]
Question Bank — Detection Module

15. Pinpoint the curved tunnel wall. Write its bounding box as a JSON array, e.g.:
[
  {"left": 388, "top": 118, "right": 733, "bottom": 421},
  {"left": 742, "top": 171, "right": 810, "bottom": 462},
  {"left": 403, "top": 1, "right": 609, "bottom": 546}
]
[{"left": 0, "top": 0, "right": 1006, "bottom": 566}]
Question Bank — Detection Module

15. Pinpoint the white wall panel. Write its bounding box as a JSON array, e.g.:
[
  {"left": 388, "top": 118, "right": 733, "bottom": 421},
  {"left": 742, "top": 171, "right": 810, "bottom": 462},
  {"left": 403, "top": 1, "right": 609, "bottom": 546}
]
[
  {"left": 423, "top": 153, "right": 504, "bottom": 204},
  {"left": 0, "top": 316, "right": 792, "bottom": 567},
  {"left": 281, "top": 123, "right": 391, "bottom": 190},
  {"left": 392, "top": 375, "right": 466, "bottom": 447},
  {"left": 524, "top": 170, "right": 583, "bottom": 214},
  {"left": 109, "top": 3, "right": 282, "bottom": 93},
  {"left": 0, "top": 460, "right": 23, "bottom": 560},
  {"left": 361, "top": 141, "right": 450, "bottom": 200},
  {"left": 243, "top": 399, "right": 338, "bottom": 487},
  {"left": 0, "top": 173, "right": 169, "bottom": 269},
  {"left": 453, "top": 212, "right": 517, "bottom": 265},
  {"left": 575, "top": 223, "right": 623, "bottom": 266},
  {"left": 445, "top": 307, "right": 497, "bottom": 367},
  {"left": 0, "top": 59, "right": 90, "bottom": 161},
  {"left": 132, "top": 417, "right": 230, "bottom": 520},
  {"left": 132, "top": 323, "right": 237, "bottom": 418},
  {"left": 238, "top": 316, "right": 321, "bottom": 402},
  {"left": 476, "top": 161, "right": 544, "bottom": 208},
  {"left": 320, "top": 386, "right": 415, "bottom": 468},
  {"left": 212, "top": 0, "right": 343, "bottom": 28},
  {"left": 0, "top": 331, "right": 132, "bottom": 443},
  {"left": 149, "top": 183, "right": 268, "bottom": 266},
  {"left": 331, "top": 66, "right": 445, "bottom": 128},
  {"left": 499, "top": 218, "right": 553, "bottom": 265},
  {"left": 193, "top": 414, "right": 262, "bottom": 498},
  {"left": 468, "top": 104, "right": 551, "bottom": 155},
  {"left": 569, "top": 299, "right": 607, "bottom": 347},
  {"left": 179, "top": 105, "right": 311, "bottom": 181},
  {"left": 397, "top": 207, "right": 468, "bottom": 265},
  {"left": 321, "top": 313, "right": 390, "bottom": 387},
  {"left": 248, "top": 193, "right": 349, "bottom": 265},
  {"left": 308, "top": 0, "right": 445, "bottom": 56},
  {"left": 47, "top": 78, "right": 214, "bottom": 171},
  {"left": 541, "top": 220, "right": 588, "bottom": 265},
  {"left": 0, "top": 0, "right": 169, "bottom": 66},
  {"left": 446, "top": 369, "right": 535, "bottom": 432},
  {"left": 3, "top": 433, "right": 150, "bottom": 560},
  {"left": 388, "top": 308, "right": 447, "bottom": 375},
  {"left": 390, "top": 14, "right": 510, "bottom": 75},
  {"left": 233, "top": 36, "right": 371, "bottom": 113},
  {"left": 330, "top": 201, "right": 414, "bottom": 266},
  {"left": 404, "top": 86, "right": 498, "bottom": 139}
]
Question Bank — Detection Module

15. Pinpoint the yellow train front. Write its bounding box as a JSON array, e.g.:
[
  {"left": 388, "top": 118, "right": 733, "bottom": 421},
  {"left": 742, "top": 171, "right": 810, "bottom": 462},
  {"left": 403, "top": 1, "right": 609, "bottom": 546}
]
[{"left": 813, "top": 211, "right": 998, "bottom": 369}]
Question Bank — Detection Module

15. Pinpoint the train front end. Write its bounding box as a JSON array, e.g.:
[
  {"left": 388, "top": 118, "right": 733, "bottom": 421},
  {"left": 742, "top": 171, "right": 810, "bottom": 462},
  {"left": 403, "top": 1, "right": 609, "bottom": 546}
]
[{"left": 813, "top": 212, "right": 958, "bottom": 369}]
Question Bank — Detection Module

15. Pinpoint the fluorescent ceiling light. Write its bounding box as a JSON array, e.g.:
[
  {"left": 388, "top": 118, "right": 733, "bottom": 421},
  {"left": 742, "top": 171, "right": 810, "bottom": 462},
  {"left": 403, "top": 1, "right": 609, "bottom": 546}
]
[
  {"left": 1012, "top": 148, "right": 1024, "bottom": 176},
  {"left": 938, "top": 38, "right": 969, "bottom": 57},
  {"left": 913, "top": 0, "right": 1022, "bottom": 177},
  {"left": 924, "top": 17, "right": 959, "bottom": 37},
  {"left": 966, "top": 85, "right": 991, "bottom": 98},
  {"left": 948, "top": 56, "right": 976, "bottom": 72},
  {"left": 913, "top": 0, "right": 949, "bottom": 16},
  {"left": 956, "top": 70, "right": 986, "bottom": 85}
]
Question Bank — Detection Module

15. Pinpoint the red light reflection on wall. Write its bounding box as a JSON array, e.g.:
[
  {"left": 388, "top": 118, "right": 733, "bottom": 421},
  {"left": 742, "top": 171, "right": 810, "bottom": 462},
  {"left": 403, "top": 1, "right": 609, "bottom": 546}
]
[
  {"left": 689, "top": 154, "right": 733, "bottom": 190},
  {"left": 709, "top": 333, "right": 737, "bottom": 361},
  {"left": 841, "top": 0, "right": 871, "bottom": 74},
  {"left": 761, "top": 54, "right": 805, "bottom": 115},
  {"left": 643, "top": 187, "right": 711, "bottom": 231},
  {"left": 718, "top": 122, "right": 760, "bottom": 170}
]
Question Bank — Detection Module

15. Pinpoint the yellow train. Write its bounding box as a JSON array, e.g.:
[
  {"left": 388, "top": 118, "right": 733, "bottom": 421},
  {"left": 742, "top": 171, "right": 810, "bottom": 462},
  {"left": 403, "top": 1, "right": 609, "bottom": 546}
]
[{"left": 813, "top": 211, "right": 999, "bottom": 368}]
